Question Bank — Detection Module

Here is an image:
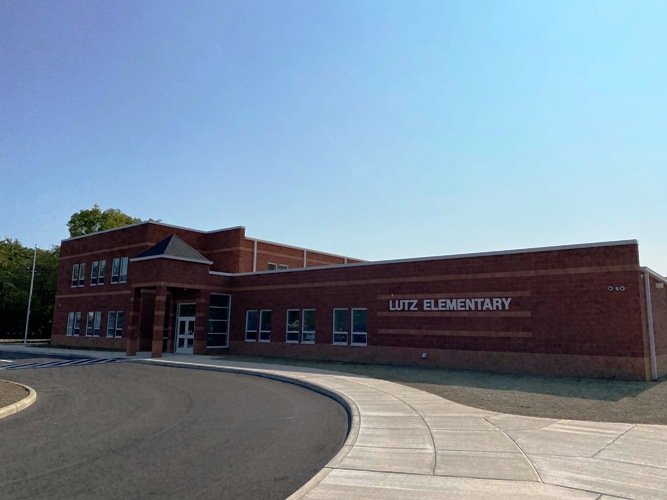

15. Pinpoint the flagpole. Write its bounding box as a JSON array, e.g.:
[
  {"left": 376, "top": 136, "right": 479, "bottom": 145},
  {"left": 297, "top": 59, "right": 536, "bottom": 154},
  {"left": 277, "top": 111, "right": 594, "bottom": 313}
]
[{"left": 24, "top": 245, "right": 37, "bottom": 344}]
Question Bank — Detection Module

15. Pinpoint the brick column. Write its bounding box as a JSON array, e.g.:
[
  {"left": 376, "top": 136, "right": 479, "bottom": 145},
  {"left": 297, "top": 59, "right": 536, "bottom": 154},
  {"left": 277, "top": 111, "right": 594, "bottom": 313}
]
[
  {"left": 193, "top": 290, "right": 208, "bottom": 355},
  {"left": 151, "top": 286, "right": 167, "bottom": 358},
  {"left": 126, "top": 288, "right": 142, "bottom": 356}
]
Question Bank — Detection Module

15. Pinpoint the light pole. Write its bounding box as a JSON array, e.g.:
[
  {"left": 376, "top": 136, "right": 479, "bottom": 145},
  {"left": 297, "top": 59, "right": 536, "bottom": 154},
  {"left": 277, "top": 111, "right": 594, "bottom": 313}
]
[{"left": 24, "top": 244, "right": 37, "bottom": 344}]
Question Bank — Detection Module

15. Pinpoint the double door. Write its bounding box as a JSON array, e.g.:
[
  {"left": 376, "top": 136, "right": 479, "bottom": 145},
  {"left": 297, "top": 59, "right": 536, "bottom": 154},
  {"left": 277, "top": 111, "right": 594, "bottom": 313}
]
[{"left": 175, "top": 303, "right": 196, "bottom": 354}]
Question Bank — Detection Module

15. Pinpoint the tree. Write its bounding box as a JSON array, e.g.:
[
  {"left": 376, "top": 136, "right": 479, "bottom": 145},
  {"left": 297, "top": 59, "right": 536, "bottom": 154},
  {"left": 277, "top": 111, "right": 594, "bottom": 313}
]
[
  {"left": 67, "top": 205, "right": 142, "bottom": 237},
  {"left": 0, "top": 239, "right": 59, "bottom": 338}
]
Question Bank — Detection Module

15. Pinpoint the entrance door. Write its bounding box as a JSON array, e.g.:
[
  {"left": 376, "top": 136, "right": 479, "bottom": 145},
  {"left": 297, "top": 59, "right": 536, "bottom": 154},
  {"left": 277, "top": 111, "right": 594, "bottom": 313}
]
[{"left": 175, "top": 303, "right": 196, "bottom": 354}]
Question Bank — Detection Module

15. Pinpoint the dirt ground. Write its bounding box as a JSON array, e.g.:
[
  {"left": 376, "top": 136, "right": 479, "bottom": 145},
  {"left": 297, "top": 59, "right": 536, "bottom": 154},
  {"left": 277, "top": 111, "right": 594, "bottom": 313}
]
[
  {"left": 0, "top": 380, "right": 29, "bottom": 410},
  {"left": 2, "top": 356, "right": 665, "bottom": 425},
  {"left": 218, "top": 355, "right": 667, "bottom": 425}
]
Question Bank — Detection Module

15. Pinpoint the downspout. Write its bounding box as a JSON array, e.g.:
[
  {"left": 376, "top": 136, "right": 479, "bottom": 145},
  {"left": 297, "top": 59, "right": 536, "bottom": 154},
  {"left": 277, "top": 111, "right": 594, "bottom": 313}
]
[
  {"left": 303, "top": 250, "right": 307, "bottom": 267},
  {"left": 642, "top": 267, "right": 658, "bottom": 380},
  {"left": 253, "top": 240, "right": 257, "bottom": 272}
]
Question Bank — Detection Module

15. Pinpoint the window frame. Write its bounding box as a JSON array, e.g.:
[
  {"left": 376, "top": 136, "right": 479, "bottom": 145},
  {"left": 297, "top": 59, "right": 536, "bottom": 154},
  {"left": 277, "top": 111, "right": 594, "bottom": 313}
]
[
  {"left": 85, "top": 311, "right": 94, "bottom": 336},
  {"left": 301, "top": 309, "right": 316, "bottom": 344},
  {"left": 66, "top": 312, "right": 74, "bottom": 336},
  {"left": 107, "top": 311, "right": 116, "bottom": 337},
  {"left": 115, "top": 311, "right": 124, "bottom": 337},
  {"left": 119, "top": 257, "right": 128, "bottom": 283},
  {"left": 73, "top": 312, "right": 81, "bottom": 336},
  {"left": 332, "top": 308, "right": 349, "bottom": 345},
  {"left": 78, "top": 263, "right": 86, "bottom": 287},
  {"left": 267, "top": 262, "right": 277, "bottom": 271},
  {"left": 278, "top": 264, "right": 289, "bottom": 270},
  {"left": 245, "top": 310, "right": 258, "bottom": 342},
  {"left": 90, "top": 261, "right": 99, "bottom": 286},
  {"left": 351, "top": 308, "right": 368, "bottom": 346},
  {"left": 207, "top": 293, "right": 231, "bottom": 349},
  {"left": 98, "top": 259, "right": 106, "bottom": 285},
  {"left": 285, "top": 309, "right": 300, "bottom": 343},
  {"left": 111, "top": 258, "right": 120, "bottom": 284},
  {"left": 93, "top": 311, "right": 102, "bottom": 336},
  {"left": 259, "top": 310, "right": 272, "bottom": 343},
  {"left": 71, "top": 264, "right": 79, "bottom": 288}
]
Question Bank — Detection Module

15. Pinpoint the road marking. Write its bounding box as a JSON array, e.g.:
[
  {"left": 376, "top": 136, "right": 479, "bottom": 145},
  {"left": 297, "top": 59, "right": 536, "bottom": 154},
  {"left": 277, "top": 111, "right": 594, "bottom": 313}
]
[
  {"left": 0, "top": 358, "right": 124, "bottom": 371},
  {"left": 0, "top": 359, "right": 13, "bottom": 363}
]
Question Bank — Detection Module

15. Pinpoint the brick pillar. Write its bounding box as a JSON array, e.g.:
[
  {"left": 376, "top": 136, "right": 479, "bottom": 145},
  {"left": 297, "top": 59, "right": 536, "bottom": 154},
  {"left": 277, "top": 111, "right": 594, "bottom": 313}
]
[
  {"left": 126, "top": 288, "right": 142, "bottom": 356},
  {"left": 151, "top": 286, "right": 167, "bottom": 358},
  {"left": 193, "top": 290, "right": 208, "bottom": 355}
]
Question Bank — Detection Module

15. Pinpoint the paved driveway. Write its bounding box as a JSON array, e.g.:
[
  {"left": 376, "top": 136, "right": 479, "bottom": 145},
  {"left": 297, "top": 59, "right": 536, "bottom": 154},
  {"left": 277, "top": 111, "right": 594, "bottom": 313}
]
[{"left": 0, "top": 354, "right": 348, "bottom": 500}]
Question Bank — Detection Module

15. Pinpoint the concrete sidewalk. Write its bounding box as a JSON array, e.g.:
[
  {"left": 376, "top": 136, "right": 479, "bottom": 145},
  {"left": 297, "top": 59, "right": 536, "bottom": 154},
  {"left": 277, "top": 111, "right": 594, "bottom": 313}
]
[{"left": 2, "top": 345, "right": 666, "bottom": 499}]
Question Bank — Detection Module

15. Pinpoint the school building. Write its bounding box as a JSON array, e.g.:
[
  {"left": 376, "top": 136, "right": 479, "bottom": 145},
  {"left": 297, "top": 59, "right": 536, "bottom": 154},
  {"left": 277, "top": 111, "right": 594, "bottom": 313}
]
[{"left": 51, "top": 221, "right": 667, "bottom": 380}]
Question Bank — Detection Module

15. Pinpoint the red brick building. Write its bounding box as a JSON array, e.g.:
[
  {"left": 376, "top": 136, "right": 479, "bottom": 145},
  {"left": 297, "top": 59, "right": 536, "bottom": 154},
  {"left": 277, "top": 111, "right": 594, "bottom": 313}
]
[{"left": 51, "top": 221, "right": 667, "bottom": 380}]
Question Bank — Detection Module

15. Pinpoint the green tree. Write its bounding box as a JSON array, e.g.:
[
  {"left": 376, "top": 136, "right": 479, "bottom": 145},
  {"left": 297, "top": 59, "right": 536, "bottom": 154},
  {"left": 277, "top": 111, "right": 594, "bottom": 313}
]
[
  {"left": 67, "top": 205, "right": 142, "bottom": 237},
  {"left": 0, "top": 239, "right": 59, "bottom": 338}
]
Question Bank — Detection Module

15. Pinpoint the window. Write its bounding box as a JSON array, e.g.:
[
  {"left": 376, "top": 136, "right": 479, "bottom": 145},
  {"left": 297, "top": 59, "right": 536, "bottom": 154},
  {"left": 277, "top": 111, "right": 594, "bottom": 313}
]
[
  {"left": 302, "top": 309, "right": 316, "bottom": 343},
  {"left": 278, "top": 264, "right": 289, "bottom": 270},
  {"left": 111, "top": 258, "right": 120, "bottom": 284},
  {"left": 78, "top": 263, "right": 85, "bottom": 287},
  {"left": 245, "top": 310, "right": 258, "bottom": 341},
  {"left": 71, "top": 264, "right": 79, "bottom": 287},
  {"left": 98, "top": 260, "right": 106, "bottom": 285},
  {"left": 85, "top": 311, "right": 94, "bottom": 336},
  {"left": 73, "top": 312, "right": 81, "bottom": 336},
  {"left": 107, "top": 312, "right": 116, "bottom": 337},
  {"left": 115, "top": 312, "right": 124, "bottom": 337},
  {"left": 208, "top": 294, "right": 230, "bottom": 348},
  {"left": 90, "top": 261, "right": 99, "bottom": 286},
  {"left": 267, "top": 263, "right": 277, "bottom": 271},
  {"left": 351, "top": 308, "right": 368, "bottom": 346},
  {"left": 119, "top": 257, "right": 128, "bottom": 283},
  {"left": 93, "top": 311, "right": 101, "bottom": 336},
  {"left": 333, "top": 309, "right": 349, "bottom": 345},
  {"left": 66, "top": 312, "right": 74, "bottom": 336},
  {"left": 286, "top": 309, "right": 299, "bottom": 343},
  {"left": 259, "top": 310, "right": 272, "bottom": 342}
]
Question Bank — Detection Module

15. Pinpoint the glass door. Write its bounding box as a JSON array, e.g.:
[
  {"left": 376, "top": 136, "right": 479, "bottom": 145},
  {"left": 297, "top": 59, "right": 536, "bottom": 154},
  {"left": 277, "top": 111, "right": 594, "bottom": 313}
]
[{"left": 175, "top": 303, "right": 196, "bottom": 354}]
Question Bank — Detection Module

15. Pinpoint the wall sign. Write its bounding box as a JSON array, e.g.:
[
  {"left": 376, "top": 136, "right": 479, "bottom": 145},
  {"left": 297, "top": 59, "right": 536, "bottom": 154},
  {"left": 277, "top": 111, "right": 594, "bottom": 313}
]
[{"left": 388, "top": 297, "right": 512, "bottom": 312}]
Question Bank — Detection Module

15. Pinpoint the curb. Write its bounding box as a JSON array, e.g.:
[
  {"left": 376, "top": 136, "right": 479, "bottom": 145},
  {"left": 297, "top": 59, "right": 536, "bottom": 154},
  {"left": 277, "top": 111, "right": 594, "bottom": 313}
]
[
  {"left": 136, "top": 359, "right": 359, "bottom": 499},
  {"left": 0, "top": 381, "right": 37, "bottom": 420}
]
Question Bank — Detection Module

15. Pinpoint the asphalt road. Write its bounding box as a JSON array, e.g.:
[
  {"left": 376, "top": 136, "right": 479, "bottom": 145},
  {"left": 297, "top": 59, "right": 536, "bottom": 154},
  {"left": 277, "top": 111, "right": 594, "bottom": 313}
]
[{"left": 0, "top": 352, "right": 348, "bottom": 500}]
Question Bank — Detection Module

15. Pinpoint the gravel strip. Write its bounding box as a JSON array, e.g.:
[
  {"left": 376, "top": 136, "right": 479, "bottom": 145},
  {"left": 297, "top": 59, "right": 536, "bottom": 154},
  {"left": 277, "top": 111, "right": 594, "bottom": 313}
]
[
  {"left": 218, "top": 356, "right": 667, "bottom": 425},
  {"left": 0, "top": 380, "right": 29, "bottom": 409}
]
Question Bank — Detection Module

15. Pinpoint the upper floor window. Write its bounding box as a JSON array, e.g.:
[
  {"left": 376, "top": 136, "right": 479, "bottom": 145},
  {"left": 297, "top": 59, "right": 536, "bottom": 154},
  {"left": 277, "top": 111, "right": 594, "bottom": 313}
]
[
  {"left": 111, "top": 257, "right": 128, "bottom": 284},
  {"left": 119, "top": 257, "right": 128, "bottom": 283},
  {"left": 267, "top": 263, "right": 277, "bottom": 271},
  {"left": 278, "top": 264, "right": 288, "bottom": 270},
  {"left": 89, "top": 260, "right": 106, "bottom": 286},
  {"left": 71, "top": 264, "right": 79, "bottom": 287},
  {"left": 71, "top": 263, "right": 86, "bottom": 287},
  {"left": 78, "top": 263, "right": 85, "bottom": 287},
  {"left": 90, "top": 261, "right": 99, "bottom": 285},
  {"left": 111, "top": 258, "right": 120, "bottom": 283}
]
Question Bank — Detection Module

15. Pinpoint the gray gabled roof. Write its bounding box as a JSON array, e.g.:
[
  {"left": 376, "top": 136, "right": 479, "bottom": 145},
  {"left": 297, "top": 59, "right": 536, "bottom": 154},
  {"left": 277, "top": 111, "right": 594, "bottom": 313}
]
[{"left": 131, "top": 234, "right": 213, "bottom": 265}]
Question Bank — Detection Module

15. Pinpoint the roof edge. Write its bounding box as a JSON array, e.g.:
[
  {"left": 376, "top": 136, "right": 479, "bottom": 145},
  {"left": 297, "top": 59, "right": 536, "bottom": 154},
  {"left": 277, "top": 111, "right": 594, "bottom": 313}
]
[
  {"left": 211, "top": 239, "right": 640, "bottom": 277},
  {"left": 130, "top": 254, "right": 214, "bottom": 265},
  {"left": 62, "top": 221, "right": 246, "bottom": 242}
]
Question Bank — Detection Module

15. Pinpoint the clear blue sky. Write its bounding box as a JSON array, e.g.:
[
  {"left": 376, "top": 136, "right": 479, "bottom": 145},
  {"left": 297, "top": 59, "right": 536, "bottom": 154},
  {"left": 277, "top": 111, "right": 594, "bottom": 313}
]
[{"left": 1, "top": 1, "right": 665, "bottom": 273}]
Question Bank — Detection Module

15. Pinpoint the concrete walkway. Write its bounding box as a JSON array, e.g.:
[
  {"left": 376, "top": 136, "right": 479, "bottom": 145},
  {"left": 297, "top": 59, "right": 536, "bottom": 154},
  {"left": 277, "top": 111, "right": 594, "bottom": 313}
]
[{"left": 2, "top": 345, "right": 666, "bottom": 499}]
